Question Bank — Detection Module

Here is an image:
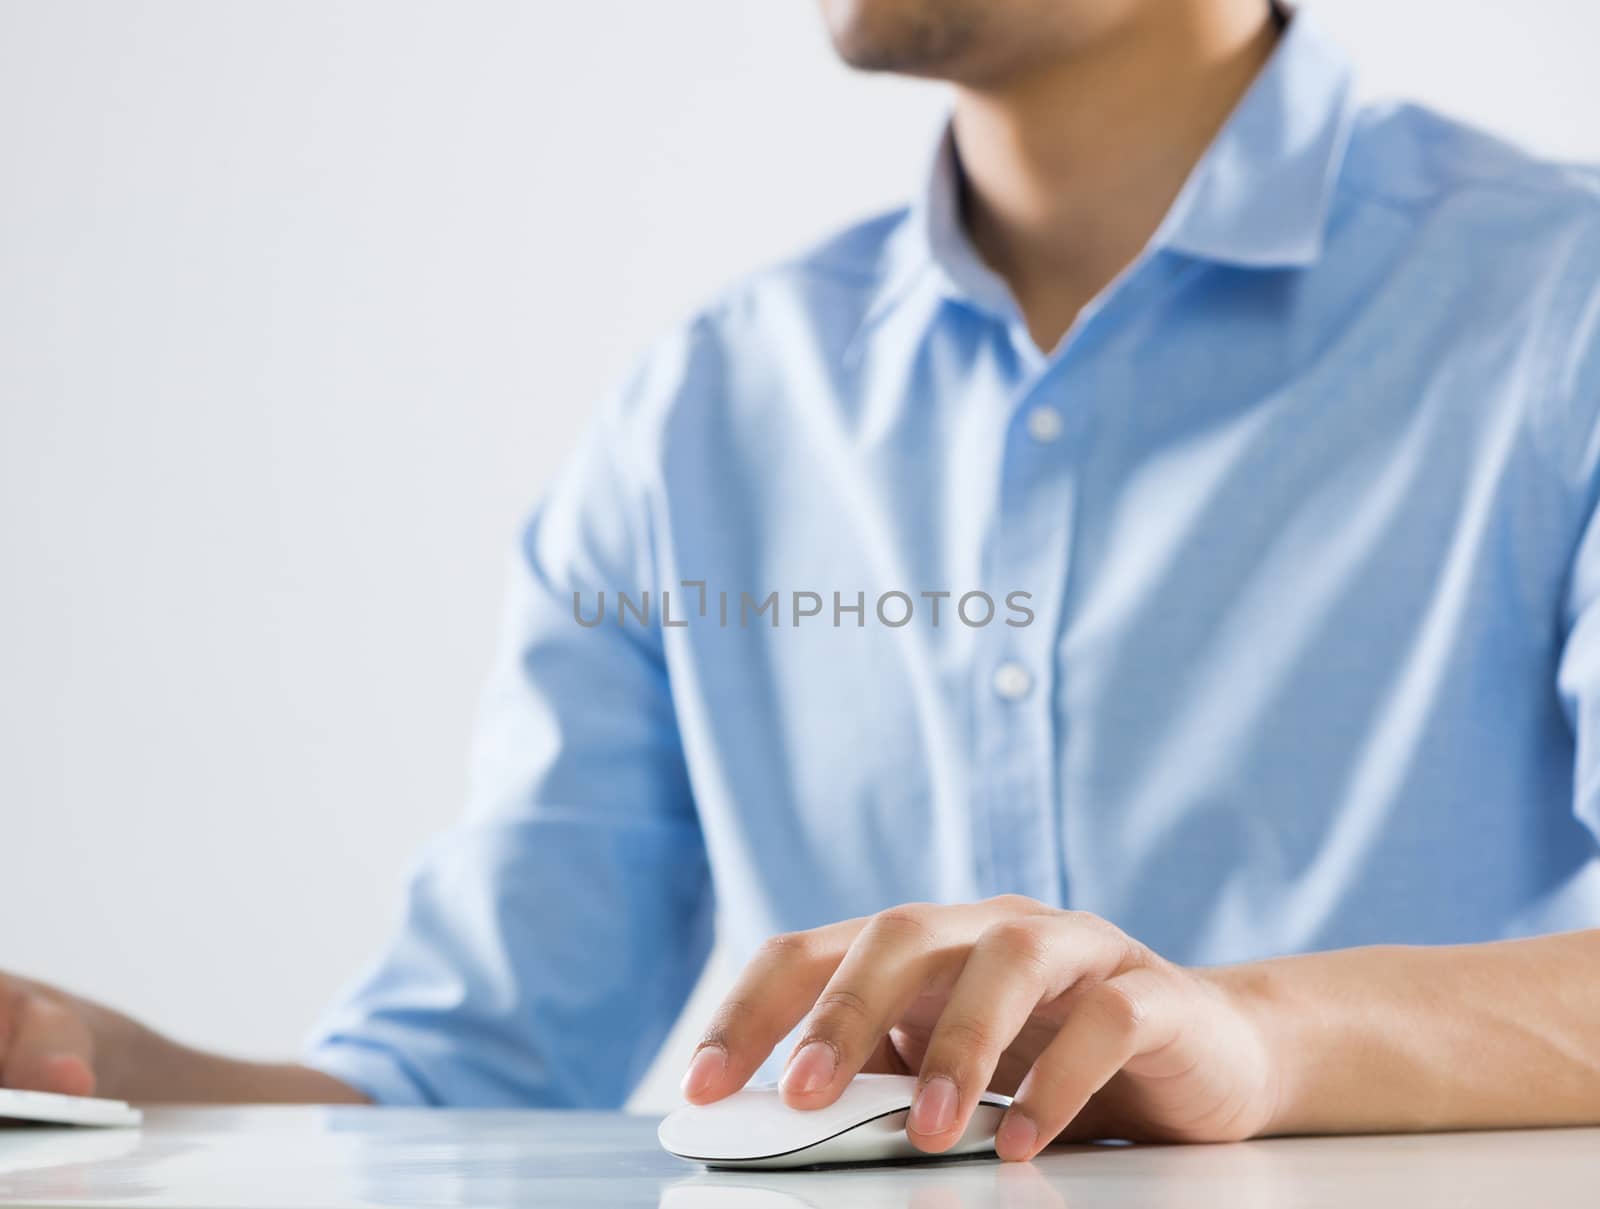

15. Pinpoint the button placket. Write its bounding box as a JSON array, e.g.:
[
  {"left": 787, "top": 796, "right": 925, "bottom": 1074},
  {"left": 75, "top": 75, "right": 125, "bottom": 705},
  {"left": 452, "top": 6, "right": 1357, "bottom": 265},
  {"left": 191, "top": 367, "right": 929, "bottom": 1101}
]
[
  {"left": 969, "top": 360, "right": 1085, "bottom": 904},
  {"left": 973, "top": 256, "right": 1180, "bottom": 905}
]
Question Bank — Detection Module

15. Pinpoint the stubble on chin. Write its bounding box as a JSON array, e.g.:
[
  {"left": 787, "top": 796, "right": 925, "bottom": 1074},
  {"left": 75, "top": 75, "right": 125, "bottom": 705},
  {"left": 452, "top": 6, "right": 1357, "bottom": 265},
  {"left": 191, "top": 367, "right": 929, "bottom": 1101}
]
[{"left": 822, "top": 0, "right": 989, "bottom": 76}]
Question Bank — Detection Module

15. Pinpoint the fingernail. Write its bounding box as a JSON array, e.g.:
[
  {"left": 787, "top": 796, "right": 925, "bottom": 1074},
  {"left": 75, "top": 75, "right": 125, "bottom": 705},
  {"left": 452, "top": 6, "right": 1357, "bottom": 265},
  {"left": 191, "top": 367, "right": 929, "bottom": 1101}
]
[
  {"left": 681, "top": 1045, "right": 726, "bottom": 1099},
  {"left": 781, "top": 1042, "right": 838, "bottom": 1095},
  {"left": 996, "top": 1111, "right": 1038, "bottom": 1160},
  {"left": 908, "top": 1075, "right": 959, "bottom": 1135}
]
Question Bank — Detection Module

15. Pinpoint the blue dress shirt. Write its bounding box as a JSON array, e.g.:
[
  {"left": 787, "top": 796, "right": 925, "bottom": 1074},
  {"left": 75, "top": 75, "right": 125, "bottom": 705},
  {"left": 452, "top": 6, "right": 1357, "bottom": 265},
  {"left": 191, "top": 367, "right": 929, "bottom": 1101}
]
[{"left": 308, "top": 12, "right": 1600, "bottom": 1107}]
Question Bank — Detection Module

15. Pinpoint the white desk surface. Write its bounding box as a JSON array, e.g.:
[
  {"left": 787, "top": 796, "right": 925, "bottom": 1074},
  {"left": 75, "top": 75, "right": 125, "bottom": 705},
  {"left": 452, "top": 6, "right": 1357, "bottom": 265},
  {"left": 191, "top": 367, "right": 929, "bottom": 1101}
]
[{"left": 0, "top": 1106, "right": 1595, "bottom": 1208}]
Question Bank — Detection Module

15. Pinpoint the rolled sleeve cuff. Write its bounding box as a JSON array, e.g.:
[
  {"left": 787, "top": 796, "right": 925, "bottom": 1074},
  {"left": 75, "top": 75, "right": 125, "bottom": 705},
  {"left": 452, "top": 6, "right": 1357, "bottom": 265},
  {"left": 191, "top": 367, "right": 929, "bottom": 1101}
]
[{"left": 304, "top": 1039, "right": 438, "bottom": 1107}]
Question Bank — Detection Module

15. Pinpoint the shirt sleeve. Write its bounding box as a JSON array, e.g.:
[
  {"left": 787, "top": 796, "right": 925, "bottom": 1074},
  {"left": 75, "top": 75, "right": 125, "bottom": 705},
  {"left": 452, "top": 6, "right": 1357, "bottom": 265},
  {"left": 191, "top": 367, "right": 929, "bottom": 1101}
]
[
  {"left": 1553, "top": 239, "right": 1600, "bottom": 844},
  {"left": 304, "top": 332, "right": 715, "bottom": 1107}
]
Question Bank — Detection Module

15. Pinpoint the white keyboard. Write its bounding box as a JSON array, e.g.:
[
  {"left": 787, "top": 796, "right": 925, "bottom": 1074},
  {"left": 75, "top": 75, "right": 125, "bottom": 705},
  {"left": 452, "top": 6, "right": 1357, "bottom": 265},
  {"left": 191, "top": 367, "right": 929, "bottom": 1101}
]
[{"left": 0, "top": 1088, "right": 142, "bottom": 1127}]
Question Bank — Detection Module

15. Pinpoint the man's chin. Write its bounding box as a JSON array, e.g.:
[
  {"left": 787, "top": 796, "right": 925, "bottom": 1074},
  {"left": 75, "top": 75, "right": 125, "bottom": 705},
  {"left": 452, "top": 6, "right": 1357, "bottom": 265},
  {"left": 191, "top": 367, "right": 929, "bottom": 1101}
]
[{"left": 820, "top": 0, "right": 987, "bottom": 78}]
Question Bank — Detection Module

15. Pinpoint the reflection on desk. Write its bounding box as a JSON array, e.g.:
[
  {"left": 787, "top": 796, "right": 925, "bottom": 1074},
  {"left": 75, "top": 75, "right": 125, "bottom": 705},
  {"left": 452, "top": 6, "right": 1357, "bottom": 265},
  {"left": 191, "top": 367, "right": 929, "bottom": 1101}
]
[{"left": 0, "top": 1106, "right": 1596, "bottom": 1208}]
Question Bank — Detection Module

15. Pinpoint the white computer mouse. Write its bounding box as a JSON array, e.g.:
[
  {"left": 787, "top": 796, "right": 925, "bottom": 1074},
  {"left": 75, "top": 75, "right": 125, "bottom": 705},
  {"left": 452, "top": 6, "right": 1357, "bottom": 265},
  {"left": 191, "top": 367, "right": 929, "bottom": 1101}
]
[{"left": 658, "top": 1072, "right": 1012, "bottom": 1169}]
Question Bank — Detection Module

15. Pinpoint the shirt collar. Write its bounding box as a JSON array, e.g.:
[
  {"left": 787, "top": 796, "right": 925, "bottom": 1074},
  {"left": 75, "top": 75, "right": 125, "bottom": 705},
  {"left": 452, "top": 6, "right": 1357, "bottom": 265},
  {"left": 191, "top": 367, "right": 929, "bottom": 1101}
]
[
  {"left": 863, "top": 6, "right": 1358, "bottom": 334},
  {"left": 1157, "top": 8, "right": 1357, "bottom": 267}
]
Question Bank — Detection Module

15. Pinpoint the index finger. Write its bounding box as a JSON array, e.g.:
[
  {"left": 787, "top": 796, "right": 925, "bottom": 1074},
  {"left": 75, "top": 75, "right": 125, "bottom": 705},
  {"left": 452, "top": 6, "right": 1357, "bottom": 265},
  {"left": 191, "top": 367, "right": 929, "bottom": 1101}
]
[
  {"left": 681, "top": 917, "right": 865, "bottom": 1104},
  {"left": 778, "top": 905, "right": 966, "bottom": 1111}
]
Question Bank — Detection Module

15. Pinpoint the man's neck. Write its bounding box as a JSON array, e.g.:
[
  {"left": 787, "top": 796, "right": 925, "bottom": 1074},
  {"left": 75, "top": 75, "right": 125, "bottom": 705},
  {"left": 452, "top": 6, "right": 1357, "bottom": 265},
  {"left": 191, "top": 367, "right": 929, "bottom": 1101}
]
[{"left": 951, "top": 0, "right": 1281, "bottom": 353}]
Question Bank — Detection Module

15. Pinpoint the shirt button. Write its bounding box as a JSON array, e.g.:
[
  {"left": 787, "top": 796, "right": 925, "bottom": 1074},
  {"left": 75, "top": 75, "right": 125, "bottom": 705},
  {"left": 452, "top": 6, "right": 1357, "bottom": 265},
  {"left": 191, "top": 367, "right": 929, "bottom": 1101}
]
[
  {"left": 1025, "top": 406, "right": 1064, "bottom": 443},
  {"left": 992, "top": 661, "right": 1033, "bottom": 701}
]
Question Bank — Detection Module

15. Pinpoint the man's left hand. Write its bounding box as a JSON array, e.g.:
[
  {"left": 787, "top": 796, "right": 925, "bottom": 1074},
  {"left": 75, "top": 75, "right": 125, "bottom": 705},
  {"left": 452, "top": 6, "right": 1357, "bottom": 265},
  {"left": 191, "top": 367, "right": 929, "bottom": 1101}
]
[{"left": 680, "top": 896, "right": 1282, "bottom": 1160}]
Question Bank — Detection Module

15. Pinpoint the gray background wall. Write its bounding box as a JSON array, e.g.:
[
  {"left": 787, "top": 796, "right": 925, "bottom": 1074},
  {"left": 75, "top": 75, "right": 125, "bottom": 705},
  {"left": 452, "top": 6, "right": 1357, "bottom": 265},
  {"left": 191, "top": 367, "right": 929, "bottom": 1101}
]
[{"left": 2, "top": 0, "right": 1597, "bottom": 1113}]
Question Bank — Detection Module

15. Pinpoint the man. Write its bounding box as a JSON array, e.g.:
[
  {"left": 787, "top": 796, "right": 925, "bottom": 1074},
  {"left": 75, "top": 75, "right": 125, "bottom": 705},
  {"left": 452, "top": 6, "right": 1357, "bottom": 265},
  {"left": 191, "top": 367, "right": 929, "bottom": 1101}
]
[{"left": 5, "top": 0, "right": 1600, "bottom": 1161}]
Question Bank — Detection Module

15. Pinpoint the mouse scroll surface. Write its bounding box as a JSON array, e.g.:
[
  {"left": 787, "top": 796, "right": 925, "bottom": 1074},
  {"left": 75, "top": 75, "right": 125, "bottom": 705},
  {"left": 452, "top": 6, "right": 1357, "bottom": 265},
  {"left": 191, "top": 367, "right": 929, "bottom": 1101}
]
[{"left": 658, "top": 1073, "right": 1012, "bottom": 1170}]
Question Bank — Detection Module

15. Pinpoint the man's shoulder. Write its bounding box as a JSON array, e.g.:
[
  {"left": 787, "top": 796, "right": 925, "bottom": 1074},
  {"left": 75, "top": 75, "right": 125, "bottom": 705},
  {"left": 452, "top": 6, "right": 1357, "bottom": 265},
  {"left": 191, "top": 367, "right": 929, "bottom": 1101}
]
[
  {"left": 642, "top": 205, "right": 917, "bottom": 378},
  {"left": 697, "top": 204, "right": 916, "bottom": 336},
  {"left": 1342, "top": 99, "right": 1600, "bottom": 227},
  {"left": 1339, "top": 104, "right": 1600, "bottom": 480},
  {"left": 762, "top": 206, "right": 916, "bottom": 292},
  {"left": 596, "top": 206, "right": 915, "bottom": 439}
]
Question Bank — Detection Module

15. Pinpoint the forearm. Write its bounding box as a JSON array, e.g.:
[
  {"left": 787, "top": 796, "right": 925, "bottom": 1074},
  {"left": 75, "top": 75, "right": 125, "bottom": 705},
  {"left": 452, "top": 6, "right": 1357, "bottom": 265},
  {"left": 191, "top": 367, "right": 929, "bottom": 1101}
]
[
  {"left": 1213, "top": 929, "right": 1600, "bottom": 1135},
  {"left": 81, "top": 999, "right": 368, "bottom": 1104}
]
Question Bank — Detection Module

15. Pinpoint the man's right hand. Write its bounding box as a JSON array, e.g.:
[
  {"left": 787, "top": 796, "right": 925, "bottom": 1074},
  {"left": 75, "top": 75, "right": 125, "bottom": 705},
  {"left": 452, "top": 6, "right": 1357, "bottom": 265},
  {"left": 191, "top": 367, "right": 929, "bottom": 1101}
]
[
  {"left": 0, "top": 973, "right": 99, "bottom": 1096},
  {"left": 0, "top": 969, "right": 368, "bottom": 1104}
]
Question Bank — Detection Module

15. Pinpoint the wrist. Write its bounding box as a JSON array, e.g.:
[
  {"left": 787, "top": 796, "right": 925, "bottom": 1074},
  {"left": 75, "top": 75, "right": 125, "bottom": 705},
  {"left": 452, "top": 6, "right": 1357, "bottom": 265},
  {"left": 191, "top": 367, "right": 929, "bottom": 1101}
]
[
  {"left": 1200, "top": 958, "right": 1305, "bottom": 1138},
  {"left": 73, "top": 996, "right": 157, "bottom": 1102}
]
